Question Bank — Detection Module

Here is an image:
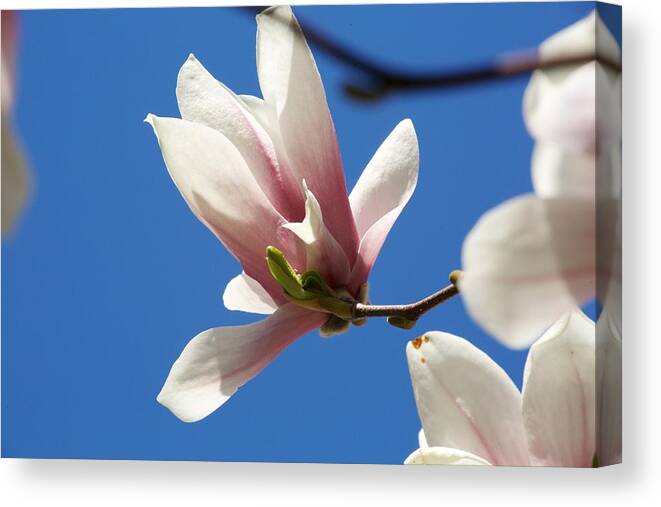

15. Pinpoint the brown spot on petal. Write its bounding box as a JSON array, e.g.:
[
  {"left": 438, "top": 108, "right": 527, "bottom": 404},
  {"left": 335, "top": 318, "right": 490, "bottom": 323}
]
[
  {"left": 420, "top": 357, "right": 427, "bottom": 364},
  {"left": 423, "top": 336, "right": 429, "bottom": 343},
  {"left": 411, "top": 337, "right": 423, "bottom": 349}
]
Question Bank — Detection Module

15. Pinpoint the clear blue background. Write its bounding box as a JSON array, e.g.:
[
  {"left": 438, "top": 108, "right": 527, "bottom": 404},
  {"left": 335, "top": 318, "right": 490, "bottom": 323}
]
[{"left": 2, "top": 2, "right": 620, "bottom": 463}]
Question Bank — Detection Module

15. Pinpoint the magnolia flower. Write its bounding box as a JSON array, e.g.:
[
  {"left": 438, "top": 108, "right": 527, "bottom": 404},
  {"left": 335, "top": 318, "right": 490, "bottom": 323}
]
[
  {"left": 146, "top": 6, "right": 419, "bottom": 422},
  {"left": 1, "top": 11, "right": 30, "bottom": 233},
  {"left": 460, "top": 11, "right": 621, "bottom": 348},
  {"left": 524, "top": 10, "right": 621, "bottom": 199},
  {"left": 405, "top": 309, "right": 622, "bottom": 467}
]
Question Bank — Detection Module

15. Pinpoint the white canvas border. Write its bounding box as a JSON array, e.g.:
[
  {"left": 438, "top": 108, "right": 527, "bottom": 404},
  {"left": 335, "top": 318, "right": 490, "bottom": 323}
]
[{"left": 3, "top": 0, "right": 659, "bottom": 505}]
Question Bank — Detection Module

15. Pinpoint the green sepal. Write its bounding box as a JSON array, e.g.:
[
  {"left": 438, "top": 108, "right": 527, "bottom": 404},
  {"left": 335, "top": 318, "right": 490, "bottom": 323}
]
[
  {"left": 320, "top": 315, "right": 350, "bottom": 337},
  {"left": 282, "top": 293, "right": 325, "bottom": 312},
  {"left": 317, "top": 296, "right": 354, "bottom": 320},
  {"left": 266, "top": 246, "right": 309, "bottom": 300},
  {"left": 300, "top": 270, "right": 335, "bottom": 297},
  {"left": 357, "top": 283, "right": 370, "bottom": 304},
  {"left": 282, "top": 292, "right": 355, "bottom": 320},
  {"left": 266, "top": 246, "right": 357, "bottom": 320}
]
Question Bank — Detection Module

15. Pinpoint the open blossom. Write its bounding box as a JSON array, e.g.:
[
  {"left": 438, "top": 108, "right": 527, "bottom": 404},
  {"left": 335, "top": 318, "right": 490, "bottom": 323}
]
[
  {"left": 405, "top": 309, "right": 622, "bottom": 467},
  {"left": 459, "top": 11, "right": 621, "bottom": 348},
  {"left": 1, "top": 11, "right": 30, "bottom": 233},
  {"left": 146, "top": 6, "right": 419, "bottom": 422}
]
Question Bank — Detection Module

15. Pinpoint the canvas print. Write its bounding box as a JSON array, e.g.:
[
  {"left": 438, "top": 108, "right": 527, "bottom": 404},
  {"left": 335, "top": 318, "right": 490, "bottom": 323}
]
[{"left": 1, "top": 2, "right": 621, "bottom": 466}]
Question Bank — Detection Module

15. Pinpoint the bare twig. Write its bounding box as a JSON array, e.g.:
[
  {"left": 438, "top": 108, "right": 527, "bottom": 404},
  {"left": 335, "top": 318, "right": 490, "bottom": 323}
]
[
  {"left": 352, "top": 282, "right": 459, "bottom": 323},
  {"left": 244, "top": 6, "right": 621, "bottom": 101}
]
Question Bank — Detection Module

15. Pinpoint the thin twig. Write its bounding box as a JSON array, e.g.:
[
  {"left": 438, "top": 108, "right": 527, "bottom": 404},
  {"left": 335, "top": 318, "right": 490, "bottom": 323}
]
[
  {"left": 243, "top": 6, "right": 621, "bottom": 101},
  {"left": 353, "top": 283, "right": 459, "bottom": 322}
]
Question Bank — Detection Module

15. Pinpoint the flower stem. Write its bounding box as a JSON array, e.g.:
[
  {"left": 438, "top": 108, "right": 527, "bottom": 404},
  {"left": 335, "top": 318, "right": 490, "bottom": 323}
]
[{"left": 352, "top": 275, "right": 460, "bottom": 323}]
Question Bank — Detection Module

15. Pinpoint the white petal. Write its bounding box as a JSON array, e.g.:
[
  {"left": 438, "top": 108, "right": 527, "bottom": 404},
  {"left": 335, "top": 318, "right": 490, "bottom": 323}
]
[
  {"left": 256, "top": 6, "right": 359, "bottom": 263},
  {"left": 349, "top": 120, "right": 419, "bottom": 239},
  {"left": 222, "top": 271, "right": 278, "bottom": 315},
  {"left": 418, "top": 429, "right": 428, "bottom": 449},
  {"left": 596, "top": 144, "right": 622, "bottom": 200},
  {"left": 405, "top": 447, "right": 490, "bottom": 466},
  {"left": 531, "top": 143, "right": 595, "bottom": 199},
  {"left": 282, "top": 182, "right": 351, "bottom": 288},
  {"left": 525, "top": 62, "right": 620, "bottom": 158},
  {"left": 145, "top": 114, "right": 300, "bottom": 302},
  {"left": 522, "top": 310, "right": 596, "bottom": 467},
  {"left": 598, "top": 197, "right": 621, "bottom": 335},
  {"left": 460, "top": 195, "right": 596, "bottom": 348},
  {"left": 348, "top": 119, "right": 419, "bottom": 289},
  {"left": 525, "top": 62, "right": 597, "bottom": 153},
  {"left": 596, "top": 66, "right": 622, "bottom": 146},
  {"left": 239, "top": 94, "right": 277, "bottom": 133},
  {"left": 176, "top": 55, "right": 304, "bottom": 220},
  {"left": 523, "top": 11, "right": 621, "bottom": 158},
  {"left": 596, "top": 311, "right": 622, "bottom": 465},
  {"left": 406, "top": 332, "right": 529, "bottom": 466},
  {"left": 157, "top": 304, "right": 326, "bottom": 422},
  {"left": 531, "top": 10, "right": 620, "bottom": 85},
  {"left": 539, "top": 10, "right": 620, "bottom": 67},
  {"left": 532, "top": 142, "right": 622, "bottom": 200}
]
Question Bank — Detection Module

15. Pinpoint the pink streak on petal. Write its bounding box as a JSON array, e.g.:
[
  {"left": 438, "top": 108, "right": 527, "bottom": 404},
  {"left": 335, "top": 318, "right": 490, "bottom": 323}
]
[
  {"left": 176, "top": 55, "right": 305, "bottom": 222},
  {"left": 256, "top": 6, "right": 359, "bottom": 266},
  {"left": 157, "top": 304, "right": 327, "bottom": 422},
  {"left": 348, "top": 209, "right": 400, "bottom": 293}
]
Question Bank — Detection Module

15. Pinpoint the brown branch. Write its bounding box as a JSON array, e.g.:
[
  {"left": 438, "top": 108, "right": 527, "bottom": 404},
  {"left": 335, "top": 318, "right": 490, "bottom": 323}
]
[
  {"left": 353, "top": 282, "right": 459, "bottom": 323},
  {"left": 244, "top": 6, "right": 621, "bottom": 101}
]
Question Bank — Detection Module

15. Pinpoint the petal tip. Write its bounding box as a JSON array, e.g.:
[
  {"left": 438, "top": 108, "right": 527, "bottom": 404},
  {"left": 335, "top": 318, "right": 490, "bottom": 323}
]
[
  {"left": 404, "top": 449, "right": 423, "bottom": 465},
  {"left": 405, "top": 334, "right": 431, "bottom": 357},
  {"left": 392, "top": 118, "right": 417, "bottom": 143},
  {"left": 257, "top": 4, "right": 292, "bottom": 21},
  {"left": 181, "top": 53, "right": 202, "bottom": 71},
  {"left": 156, "top": 383, "right": 224, "bottom": 424},
  {"left": 156, "top": 388, "right": 197, "bottom": 423},
  {"left": 400, "top": 117, "right": 415, "bottom": 132}
]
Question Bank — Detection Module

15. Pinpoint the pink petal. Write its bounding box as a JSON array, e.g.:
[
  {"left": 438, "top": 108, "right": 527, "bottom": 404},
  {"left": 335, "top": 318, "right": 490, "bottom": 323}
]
[
  {"left": 522, "top": 310, "right": 596, "bottom": 467},
  {"left": 157, "top": 304, "right": 326, "bottom": 422},
  {"left": 348, "top": 120, "right": 419, "bottom": 290},
  {"left": 176, "top": 54, "right": 304, "bottom": 221},
  {"left": 145, "top": 114, "right": 302, "bottom": 302},
  {"left": 460, "top": 195, "right": 596, "bottom": 348},
  {"left": 406, "top": 332, "right": 530, "bottom": 466},
  {"left": 1, "top": 12, "right": 29, "bottom": 233},
  {"left": 256, "top": 6, "right": 359, "bottom": 265},
  {"left": 1, "top": 11, "right": 18, "bottom": 111}
]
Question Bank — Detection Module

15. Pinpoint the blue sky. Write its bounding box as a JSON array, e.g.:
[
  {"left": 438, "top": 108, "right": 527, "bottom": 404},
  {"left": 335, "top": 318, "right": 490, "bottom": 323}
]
[{"left": 2, "top": 2, "right": 620, "bottom": 463}]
